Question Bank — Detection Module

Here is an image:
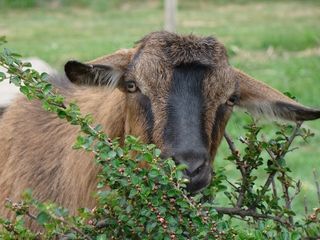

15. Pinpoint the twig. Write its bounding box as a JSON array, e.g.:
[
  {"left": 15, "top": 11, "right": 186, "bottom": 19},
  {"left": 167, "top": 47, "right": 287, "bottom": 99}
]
[
  {"left": 214, "top": 207, "right": 290, "bottom": 227},
  {"left": 290, "top": 180, "right": 301, "bottom": 203},
  {"left": 261, "top": 122, "right": 303, "bottom": 196},
  {"left": 95, "top": 205, "right": 291, "bottom": 230},
  {"left": 95, "top": 219, "right": 109, "bottom": 229},
  {"left": 26, "top": 211, "right": 37, "bottom": 221},
  {"left": 280, "top": 173, "right": 293, "bottom": 224},
  {"left": 2, "top": 222, "right": 20, "bottom": 237},
  {"left": 313, "top": 169, "right": 320, "bottom": 205},
  {"left": 259, "top": 123, "right": 302, "bottom": 224},
  {"left": 25, "top": 210, "right": 92, "bottom": 240},
  {"left": 271, "top": 178, "right": 278, "bottom": 199},
  {"left": 224, "top": 132, "right": 240, "bottom": 159},
  {"left": 303, "top": 196, "right": 308, "bottom": 215},
  {"left": 282, "top": 122, "right": 303, "bottom": 154},
  {"left": 224, "top": 132, "right": 246, "bottom": 208},
  {"left": 226, "top": 179, "right": 238, "bottom": 190}
]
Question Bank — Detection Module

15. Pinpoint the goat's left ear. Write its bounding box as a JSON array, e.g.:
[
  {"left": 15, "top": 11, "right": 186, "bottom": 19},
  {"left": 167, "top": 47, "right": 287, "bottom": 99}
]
[
  {"left": 234, "top": 68, "right": 320, "bottom": 121},
  {"left": 65, "top": 48, "right": 135, "bottom": 88}
]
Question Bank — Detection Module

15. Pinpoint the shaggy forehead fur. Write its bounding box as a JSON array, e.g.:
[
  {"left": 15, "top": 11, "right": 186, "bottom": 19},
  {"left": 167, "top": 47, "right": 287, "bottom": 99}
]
[{"left": 134, "top": 31, "right": 229, "bottom": 67}]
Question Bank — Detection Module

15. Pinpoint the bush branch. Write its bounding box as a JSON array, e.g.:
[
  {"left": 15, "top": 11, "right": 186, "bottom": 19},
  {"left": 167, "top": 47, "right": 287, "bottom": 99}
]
[
  {"left": 25, "top": 209, "right": 92, "bottom": 240},
  {"left": 224, "top": 132, "right": 247, "bottom": 207},
  {"left": 313, "top": 169, "right": 320, "bottom": 205},
  {"left": 261, "top": 122, "right": 303, "bottom": 196},
  {"left": 214, "top": 207, "right": 289, "bottom": 226}
]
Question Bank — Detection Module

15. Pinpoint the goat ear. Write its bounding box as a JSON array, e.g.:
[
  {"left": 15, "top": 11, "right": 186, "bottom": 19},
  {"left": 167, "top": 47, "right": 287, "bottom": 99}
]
[
  {"left": 65, "top": 61, "right": 123, "bottom": 88},
  {"left": 234, "top": 68, "right": 320, "bottom": 122},
  {"left": 65, "top": 48, "right": 135, "bottom": 88}
]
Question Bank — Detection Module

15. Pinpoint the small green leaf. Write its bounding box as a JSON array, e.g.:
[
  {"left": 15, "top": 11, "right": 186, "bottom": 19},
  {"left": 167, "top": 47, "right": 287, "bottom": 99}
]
[
  {"left": 20, "top": 85, "right": 29, "bottom": 95},
  {"left": 167, "top": 189, "right": 178, "bottom": 197},
  {"left": 57, "top": 109, "right": 67, "bottom": 119},
  {"left": 43, "top": 83, "right": 52, "bottom": 95},
  {"left": 290, "top": 231, "right": 301, "bottom": 240},
  {"left": 94, "top": 124, "right": 102, "bottom": 131},
  {"left": 73, "top": 135, "right": 85, "bottom": 149},
  {"left": 36, "top": 211, "right": 51, "bottom": 225},
  {"left": 40, "top": 72, "right": 49, "bottom": 81},
  {"left": 0, "top": 72, "right": 6, "bottom": 81},
  {"left": 176, "top": 164, "right": 188, "bottom": 171},
  {"left": 154, "top": 148, "right": 161, "bottom": 157},
  {"left": 143, "top": 152, "right": 153, "bottom": 162},
  {"left": 116, "top": 148, "right": 124, "bottom": 157},
  {"left": 129, "top": 189, "right": 137, "bottom": 198},
  {"left": 148, "top": 169, "right": 159, "bottom": 178},
  {"left": 146, "top": 222, "right": 157, "bottom": 233},
  {"left": 63, "top": 233, "right": 77, "bottom": 239},
  {"left": 21, "top": 189, "right": 33, "bottom": 202},
  {"left": 10, "top": 75, "right": 21, "bottom": 86},
  {"left": 97, "top": 234, "right": 107, "bottom": 240},
  {"left": 107, "top": 150, "right": 117, "bottom": 159}
]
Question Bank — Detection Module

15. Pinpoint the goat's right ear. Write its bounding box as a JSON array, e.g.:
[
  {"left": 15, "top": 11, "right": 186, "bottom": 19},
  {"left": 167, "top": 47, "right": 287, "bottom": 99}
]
[
  {"left": 65, "top": 48, "right": 136, "bottom": 88},
  {"left": 64, "top": 61, "right": 123, "bottom": 88}
]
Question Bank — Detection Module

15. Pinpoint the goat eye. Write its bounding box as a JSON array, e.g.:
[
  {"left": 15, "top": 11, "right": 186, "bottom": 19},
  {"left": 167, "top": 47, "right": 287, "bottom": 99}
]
[
  {"left": 226, "top": 95, "right": 238, "bottom": 106},
  {"left": 125, "top": 81, "right": 137, "bottom": 93}
]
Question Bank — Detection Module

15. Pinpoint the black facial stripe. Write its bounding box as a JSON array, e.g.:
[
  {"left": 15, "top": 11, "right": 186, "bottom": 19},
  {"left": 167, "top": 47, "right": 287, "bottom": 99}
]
[
  {"left": 164, "top": 63, "right": 209, "bottom": 149},
  {"left": 137, "top": 93, "right": 154, "bottom": 142},
  {"left": 210, "top": 104, "right": 227, "bottom": 153}
]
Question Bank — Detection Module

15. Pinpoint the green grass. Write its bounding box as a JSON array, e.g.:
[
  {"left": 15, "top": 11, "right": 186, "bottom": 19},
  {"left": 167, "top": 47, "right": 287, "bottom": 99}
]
[{"left": 0, "top": 0, "right": 319, "bottom": 217}]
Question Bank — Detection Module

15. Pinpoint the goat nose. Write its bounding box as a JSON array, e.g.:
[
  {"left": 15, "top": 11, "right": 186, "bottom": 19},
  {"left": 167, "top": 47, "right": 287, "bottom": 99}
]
[
  {"left": 183, "top": 158, "right": 207, "bottom": 178},
  {"left": 172, "top": 151, "right": 212, "bottom": 192},
  {"left": 173, "top": 151, "right": 208, "bottom": 173}
]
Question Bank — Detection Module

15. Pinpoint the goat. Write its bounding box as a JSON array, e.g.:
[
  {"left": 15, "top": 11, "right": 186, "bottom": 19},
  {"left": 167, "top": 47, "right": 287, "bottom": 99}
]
[{"left": 0, "top": 31, "right": 319, "bottom": 222}]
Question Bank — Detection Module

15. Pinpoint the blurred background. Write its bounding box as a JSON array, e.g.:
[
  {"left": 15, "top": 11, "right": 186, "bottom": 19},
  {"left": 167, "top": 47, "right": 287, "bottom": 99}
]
[{"left": 0, "top": 0, "right": 319, "bottom": 217}]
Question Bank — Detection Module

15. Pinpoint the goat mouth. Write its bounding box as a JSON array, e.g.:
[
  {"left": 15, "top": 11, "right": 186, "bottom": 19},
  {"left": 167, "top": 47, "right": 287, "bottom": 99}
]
[
  {"left": 159, "top": 151, "right": 213, "bottom": 192},
  {"left": 186, "top": 176, "right": 212, "bottom": 193},
  {"left": 184, "top": 167, "right": 213, "bottom": 193}
]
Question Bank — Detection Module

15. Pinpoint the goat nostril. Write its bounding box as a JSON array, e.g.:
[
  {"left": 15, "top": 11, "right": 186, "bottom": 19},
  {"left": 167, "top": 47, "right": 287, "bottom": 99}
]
[
  {"left": 171, "top": 156, "right": 179, "bottom": 166},
  {"left": 185, "top": 169, "right": 191, "bottom": 176},
  {"left": 171, "top": 151, "right": 209, "bottom": 178},
  {"left": 186, "top": 164, "right": 205, "bottom": 178},
  {"left": 195, "top": 165, "right": 202, "bottom": 175}
]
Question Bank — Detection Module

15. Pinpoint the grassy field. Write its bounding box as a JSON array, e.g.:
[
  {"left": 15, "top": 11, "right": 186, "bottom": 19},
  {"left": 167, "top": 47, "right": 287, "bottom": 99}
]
[{"left": 1, "top": 0, "right": 319, "bottom": 216}]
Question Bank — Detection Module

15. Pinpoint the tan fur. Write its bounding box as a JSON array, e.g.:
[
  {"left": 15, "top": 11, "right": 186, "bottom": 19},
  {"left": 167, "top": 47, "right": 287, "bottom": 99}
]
[
  {"left": 236, "top": 69, "right": 297, "bottom": 106},
  {"left": 0, "top": 88, "right": 126, "bottom": 217}
]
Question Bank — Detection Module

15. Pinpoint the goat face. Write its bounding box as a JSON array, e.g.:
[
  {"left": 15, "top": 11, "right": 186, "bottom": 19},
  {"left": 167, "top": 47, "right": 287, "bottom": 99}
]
[{"left": 65, "top": 31, "right": 320, "bottom": 193}]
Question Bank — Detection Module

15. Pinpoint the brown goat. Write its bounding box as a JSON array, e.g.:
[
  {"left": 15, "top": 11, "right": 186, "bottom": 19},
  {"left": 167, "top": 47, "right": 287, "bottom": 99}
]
[{"left": 0, "top": 31, "right": 319, "bottom": 222}]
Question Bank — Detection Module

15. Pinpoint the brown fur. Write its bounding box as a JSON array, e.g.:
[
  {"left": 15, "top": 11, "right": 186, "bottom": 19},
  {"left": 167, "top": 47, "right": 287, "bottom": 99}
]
[
  {"left": 0, "top": 87, "right": 126, "bottom": 216},
  {"left": 0, "top": 31, "right": 319, "bottom": 229}
]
